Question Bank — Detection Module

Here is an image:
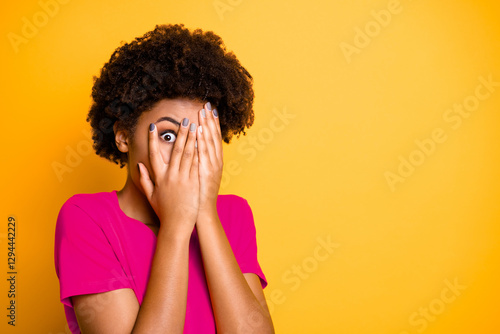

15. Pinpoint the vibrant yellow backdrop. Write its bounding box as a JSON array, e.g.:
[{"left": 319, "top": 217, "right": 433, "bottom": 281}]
[{"left": 1, "top": 0, "right": 499, "bottom": 333}]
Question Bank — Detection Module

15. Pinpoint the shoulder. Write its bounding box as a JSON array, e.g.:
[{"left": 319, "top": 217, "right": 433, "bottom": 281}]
[
  {"left": 61, "top": 191, "right": 113, "bottom": 209},
  {"left": 216, "top": 193, "right": 256, "bottom": 235},
  {"left": 56, "top": 191, "right": 115, "bottom": 230},
  {"left": 216, "top": 193, "right": 253, "bottom": 218},
  {"left": 217, "top": 193, "right": 249, "bottom": 206},
  {"left": 59, "top": 191, "right": 114, "bottom": 214}
]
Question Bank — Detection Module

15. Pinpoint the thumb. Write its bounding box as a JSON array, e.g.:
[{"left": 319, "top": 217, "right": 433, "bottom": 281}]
[{"left": 137, "top": 162, "right": 154, "bottom": 198}]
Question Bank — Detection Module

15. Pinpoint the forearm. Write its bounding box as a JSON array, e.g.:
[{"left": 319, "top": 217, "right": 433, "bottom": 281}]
[
  {"left": 132, "top": 225, "right": 191, "bottom": 334},
  {"left": 196, "top": 211, "right": 274, "bottom": 333}
]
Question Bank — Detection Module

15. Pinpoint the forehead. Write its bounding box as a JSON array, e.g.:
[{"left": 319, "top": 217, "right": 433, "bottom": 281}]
[{"left": 146, "top": 98, "right": 204, "bottom": 119}]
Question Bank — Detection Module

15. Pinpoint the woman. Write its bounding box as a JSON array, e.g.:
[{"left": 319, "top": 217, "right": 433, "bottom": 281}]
[{"left": 54, "top": 23, "right": 274, "bottom": 333}]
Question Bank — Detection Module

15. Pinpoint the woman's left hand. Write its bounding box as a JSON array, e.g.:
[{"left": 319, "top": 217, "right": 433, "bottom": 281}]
[{"left": 196, "top": 102, "right": 224, "bottom": 216}]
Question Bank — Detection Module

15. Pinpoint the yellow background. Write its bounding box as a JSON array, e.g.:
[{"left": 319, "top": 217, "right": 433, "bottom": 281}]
[{"left": 1, "top": 0, "right": 500, "bottom": 333}]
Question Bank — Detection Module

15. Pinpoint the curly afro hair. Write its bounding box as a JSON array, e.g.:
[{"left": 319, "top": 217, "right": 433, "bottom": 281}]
[{"left": 86, "top": 23, "right": 255, "bottom": 168}]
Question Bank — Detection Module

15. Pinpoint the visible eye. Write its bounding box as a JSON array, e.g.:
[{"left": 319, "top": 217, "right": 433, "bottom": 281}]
[{"left": 160, "top": 130, "right": 177, "bottom": 143}]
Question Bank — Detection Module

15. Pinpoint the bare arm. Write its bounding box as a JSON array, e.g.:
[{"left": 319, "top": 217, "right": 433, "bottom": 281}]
[
  {"left": 73, "top": 117, "right": 201, "bottom": 333},
  {"left": 195, "top": 104, "right": 274, "bottom": 333},
  {"left": 196, "top": 211, "right": 274, "bottom": 334},
  {"left": 132, "top": 229, "right": 191, "bottom": 333},
  {"left": 72, "top": 229, "right": 191, "bottom": 333}
]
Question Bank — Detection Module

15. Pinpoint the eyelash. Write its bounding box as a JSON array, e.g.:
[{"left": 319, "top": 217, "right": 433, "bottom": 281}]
[{"left": 160, "top": 130, "right": 177, "bottom": 143}]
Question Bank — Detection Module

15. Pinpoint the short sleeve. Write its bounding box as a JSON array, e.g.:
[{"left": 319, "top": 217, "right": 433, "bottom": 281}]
[
  {"left": 232, "top": 197, "right": 268, "bottom": 289},
  {"left": 54, "top": 200, "right": 133, "bottom": 308}
]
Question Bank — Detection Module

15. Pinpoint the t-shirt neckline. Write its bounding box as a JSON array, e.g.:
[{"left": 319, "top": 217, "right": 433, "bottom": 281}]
[{"left": 111, "top": 189, "right": 158, "bottom": 239}]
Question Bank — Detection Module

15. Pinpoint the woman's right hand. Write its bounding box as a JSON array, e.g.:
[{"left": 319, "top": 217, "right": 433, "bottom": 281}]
[{"left": 137, "top": 119, "right": 200, "bottom": 236}]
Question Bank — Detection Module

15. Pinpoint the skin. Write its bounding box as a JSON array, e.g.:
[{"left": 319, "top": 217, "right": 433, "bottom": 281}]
[{"left": 71, "top": 98, "right": 274, "bottom": 333}]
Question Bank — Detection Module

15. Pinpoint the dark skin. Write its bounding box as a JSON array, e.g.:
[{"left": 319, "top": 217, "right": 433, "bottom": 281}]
[{"left": 71, "top": 98, "right": 274, "bottom": 333}]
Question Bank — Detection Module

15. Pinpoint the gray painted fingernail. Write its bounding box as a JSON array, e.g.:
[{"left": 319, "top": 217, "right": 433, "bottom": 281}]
[
  {"left": 201, "top": 108, "right": 206, "bottom": 118},
  {"left": 182, "top": 118, "right": 189, "bottom": 127},
  {"left": 206, "top": 102, "right": 212, "bottom": 110},
  {"left": 190, "top": 123, "right": 196, "bottom": 132},
  {"left": 149, "top": 123, "right": 155, "bottom": 132},
  {"left": 213, "top": 108, "right": 218, "bottom": 118}
]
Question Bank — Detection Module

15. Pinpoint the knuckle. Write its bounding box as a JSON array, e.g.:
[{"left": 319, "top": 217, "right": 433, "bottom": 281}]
[
  {"left": 173, "top": 146, "right": 184, "bottom": 155},
  {"left": 164, "top": 174, "right": 175, "bottom": 185}
]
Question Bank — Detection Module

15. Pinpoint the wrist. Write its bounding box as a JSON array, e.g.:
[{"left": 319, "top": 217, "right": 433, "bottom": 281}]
[
  {"left": 196, "top": 207, "right": 219, "bottom": 225},
  {"left": 199, "top": 195, "right": 217, "bottom": 214},
  {"left": 157, "top": 223, "right": 194, "bottom": 242}
]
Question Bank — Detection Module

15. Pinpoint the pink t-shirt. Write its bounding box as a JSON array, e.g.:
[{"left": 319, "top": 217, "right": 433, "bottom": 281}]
[{"left": 54, "top": 190, "right": 267, "bottom": 333}]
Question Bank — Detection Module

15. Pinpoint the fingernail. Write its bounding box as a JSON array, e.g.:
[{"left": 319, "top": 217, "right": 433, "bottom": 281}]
[
  {"left": 195, "top": 140, "right": 198, "bottom": 148},
  {"left": 206, "top": 102, "right": 212, "bottom": 111},
  {"left": 190, "top": 123, "right": 196, "bottom": 132},
  {"left": 213, "top": 108, "right": 218, "bottom": 118},
  {"left": 198, "top": 125, "right": 203, "bottom": 133},
  {"left": 182, "top": 118, "right": 189, "bottom": 127},
  {"left": 149, "top": 123, "right": 155, "bottom": 132},
  {"left": 201, "top": 108, "right": 206, "bottom": 118}
]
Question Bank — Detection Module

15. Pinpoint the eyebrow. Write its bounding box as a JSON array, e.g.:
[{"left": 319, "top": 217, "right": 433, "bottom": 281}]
[{"left": 155, "top": 116, "right": 180, "bottom": 127}]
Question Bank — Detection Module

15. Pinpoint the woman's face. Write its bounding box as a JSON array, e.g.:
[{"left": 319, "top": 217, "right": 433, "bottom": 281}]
[{"left": 115, "top": 97, "right": 206, "bottom": 191}]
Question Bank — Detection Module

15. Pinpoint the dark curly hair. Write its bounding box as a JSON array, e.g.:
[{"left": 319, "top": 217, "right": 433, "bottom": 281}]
[{"left": 86, "top": 23, "right": 255, "bottom": 168}]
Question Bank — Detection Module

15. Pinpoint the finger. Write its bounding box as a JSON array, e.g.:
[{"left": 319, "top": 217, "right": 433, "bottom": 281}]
[
  {"left": 211, "top": 107, "right": 223, "bottom": 161},
  {"left": 179, "top": 122, "right": 197, "bottom": 175},
  {"left": 196, "top": 122, "right": 211, "bottom": 170},
  {"left": 168, "top": 117, "right": 190, "bottom": 173},
  {"left": 199, "top": 106, "right": 217, "bottom": 166},
  {"left": 137, "top": 162, "right": 154, "bottom": 198},
  {"left": 212, "top": 107, "right": 222, "bottom": 139},
  {"left": 191, "top": 143, "right": 199, "bottom": 179},
  {"left": 148, "top": 123, "right": 163, "bottom": 182},
  {"left": 203, "top": 103, "right": 223, "bottom": 163}
]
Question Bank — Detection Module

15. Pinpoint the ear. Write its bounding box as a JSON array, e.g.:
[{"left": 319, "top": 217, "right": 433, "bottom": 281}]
[{"left": 114, "top": 122, "right": 129, "bottom": 154}]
